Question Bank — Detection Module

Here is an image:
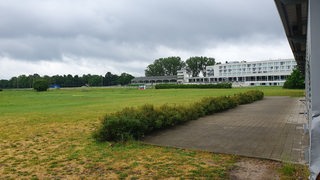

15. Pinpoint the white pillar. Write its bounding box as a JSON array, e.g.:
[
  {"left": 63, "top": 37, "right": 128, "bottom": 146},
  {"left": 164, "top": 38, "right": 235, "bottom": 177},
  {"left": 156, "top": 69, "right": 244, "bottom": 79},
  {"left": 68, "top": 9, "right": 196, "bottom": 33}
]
[{"left": 307, "top": 0, "right": 320, "bottom": 178}]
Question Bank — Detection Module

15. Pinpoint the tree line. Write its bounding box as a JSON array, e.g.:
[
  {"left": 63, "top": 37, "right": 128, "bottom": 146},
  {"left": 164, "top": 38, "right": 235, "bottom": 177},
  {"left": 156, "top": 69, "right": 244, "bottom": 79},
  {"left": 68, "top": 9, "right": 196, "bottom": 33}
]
[
  {"left": 145, "top": 56, "right": 215, "bottom": 77},
  {"left": 1, "top": 56, "right": 215, "bottom": 89},
  {"left": 0, "top": 72, "right": 134, "bottom": 89}
]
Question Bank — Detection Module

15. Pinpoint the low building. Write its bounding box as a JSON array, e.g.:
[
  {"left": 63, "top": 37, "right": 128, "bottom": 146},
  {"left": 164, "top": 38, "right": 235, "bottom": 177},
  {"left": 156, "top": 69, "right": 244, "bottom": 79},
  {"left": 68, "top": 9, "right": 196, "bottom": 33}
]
[
  {"left": 133, "top": 59, "right": 296, "bottom": 86},
  {"left": 178, "top": 59, "right": 297, "bottom": 86},
  {"left": 131, "top": 75, "right": 177, "bottom": 84}
]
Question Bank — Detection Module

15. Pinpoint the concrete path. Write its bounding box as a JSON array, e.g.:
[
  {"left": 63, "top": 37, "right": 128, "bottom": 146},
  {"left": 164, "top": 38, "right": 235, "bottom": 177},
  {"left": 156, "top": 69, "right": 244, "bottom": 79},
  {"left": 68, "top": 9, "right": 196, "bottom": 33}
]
[{"left": 143, "top": 97, "right": 308, "bottom": 164}]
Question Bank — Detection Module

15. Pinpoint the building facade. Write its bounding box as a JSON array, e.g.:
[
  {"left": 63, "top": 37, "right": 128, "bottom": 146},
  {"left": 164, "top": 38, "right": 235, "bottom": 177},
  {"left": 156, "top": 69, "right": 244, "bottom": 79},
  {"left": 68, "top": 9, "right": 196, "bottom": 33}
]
[{"left": 178, "top": 59, "right": 296, "bottom": 86}]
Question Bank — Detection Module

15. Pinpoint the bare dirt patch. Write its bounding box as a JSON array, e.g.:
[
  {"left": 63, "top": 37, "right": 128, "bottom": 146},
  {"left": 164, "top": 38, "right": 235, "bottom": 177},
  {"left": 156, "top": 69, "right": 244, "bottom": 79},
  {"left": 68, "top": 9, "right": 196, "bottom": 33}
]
[{"left": 229, "top": 158, "right": 280, "bottom": 180}]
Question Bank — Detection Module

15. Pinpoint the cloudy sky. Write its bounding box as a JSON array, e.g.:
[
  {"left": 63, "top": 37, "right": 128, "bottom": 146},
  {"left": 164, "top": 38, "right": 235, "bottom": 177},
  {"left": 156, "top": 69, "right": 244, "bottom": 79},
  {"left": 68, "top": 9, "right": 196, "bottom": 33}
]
[{"left": 0, "top": 0, "right": 293, "bottom": 79}]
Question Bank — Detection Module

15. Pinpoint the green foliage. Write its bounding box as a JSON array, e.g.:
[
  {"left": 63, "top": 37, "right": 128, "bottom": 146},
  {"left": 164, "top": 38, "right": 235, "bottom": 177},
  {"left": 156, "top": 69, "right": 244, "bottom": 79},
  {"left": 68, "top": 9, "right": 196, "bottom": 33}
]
[
  {"left": 279, "top": 163, "right": 309, "bottom": 179},
  {"left": 154, "top": 83, "right": 232, "bottom": 89},
  {"left": 93, "top": 115, "right": 147, "bottom": 142},
  {"left": 94, "top": 90, "right": 264, "bottom": 142},
  {"left": 198, "top": 96, "right": 237, "bottom": 115},
  {"left": 0, "top": 88, "right": 2, "bottom": 91},
  {"left": 117, "top": 73, "right": 135, "bottom": 85},
  {"left": 186, "top": 56, "right": 215, "bottom": 77},
  {"left": 0, "top": 72, "right": 135, "bottom": 88},
  {"left": 104, "top": 72, "right": 119, "bottom": 86},
  {"left": 145, "top": 57, "right": 185, "bottom": 76},
  {"left": 283, "top": 69, "right": 305, "bottom": 89},
  {"left": 233, "top": 90, "right": 264, "bottom": 104},
  {"left": 280, "top": 163, "right": 295, "bottom": 176},
  {"left": 33, "top": 80, "right": 49, "bottom": 92}
]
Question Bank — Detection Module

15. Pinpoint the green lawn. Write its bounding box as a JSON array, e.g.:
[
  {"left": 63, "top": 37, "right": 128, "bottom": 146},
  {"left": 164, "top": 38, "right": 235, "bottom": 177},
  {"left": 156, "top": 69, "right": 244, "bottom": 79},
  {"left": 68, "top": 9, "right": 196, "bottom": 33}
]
[{"left": 0, "top": 87, "right": 307, "bottom": 179}]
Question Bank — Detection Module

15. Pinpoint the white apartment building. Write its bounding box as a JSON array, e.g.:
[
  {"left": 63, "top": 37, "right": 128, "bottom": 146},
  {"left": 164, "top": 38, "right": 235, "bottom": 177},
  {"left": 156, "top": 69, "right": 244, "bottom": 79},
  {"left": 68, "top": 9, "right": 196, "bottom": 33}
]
[{"left": 178, "top": 59, "right": 297, "bottom": 86}]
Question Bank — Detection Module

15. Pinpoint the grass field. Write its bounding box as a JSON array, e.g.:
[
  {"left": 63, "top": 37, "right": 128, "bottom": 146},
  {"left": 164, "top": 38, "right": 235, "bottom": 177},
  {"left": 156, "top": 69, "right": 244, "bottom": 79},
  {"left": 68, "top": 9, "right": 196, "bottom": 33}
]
[{"left": 0, "top": 87, "right": 307, "bottom": 179}]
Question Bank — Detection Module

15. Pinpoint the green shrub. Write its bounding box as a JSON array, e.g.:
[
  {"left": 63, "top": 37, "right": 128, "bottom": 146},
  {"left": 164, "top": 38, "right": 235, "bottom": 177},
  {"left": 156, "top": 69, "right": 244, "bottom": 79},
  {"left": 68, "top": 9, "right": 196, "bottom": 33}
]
[
  {"left": 135, "top": 104, "right": 159, "bottom": 132},
  {"left": 155, "top": 83, "right": 232, "bottom": 89},
  {"left": 283, "top": 69, "right": 305, "bottom": 89},
  {"left": 157, "top": 104, "right": 187, "bottom": 128},
  {"left": 33, "top": 80, "right": 49, "bottom": 92},
  {"left": 0, "top": 88, "right": 2, "bottom": 91},
  {"left": 233, "top": 90, "right": 264, "bottom": 105},
  {"left": 94, "top": 90, "right": 264, "bottom": 142},
  {"left": 187, "top": 102, "right": 205, "bottom": 120},
  {"left": 93, "top": 114, "right": 147, "bottom": 142}
]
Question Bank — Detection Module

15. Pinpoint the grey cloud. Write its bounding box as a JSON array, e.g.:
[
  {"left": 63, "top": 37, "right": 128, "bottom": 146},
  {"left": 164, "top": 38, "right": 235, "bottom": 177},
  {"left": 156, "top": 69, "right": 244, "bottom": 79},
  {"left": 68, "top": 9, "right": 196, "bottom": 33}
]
[{"left": 0, "top": 0, "right": 288, "bottom": 72}]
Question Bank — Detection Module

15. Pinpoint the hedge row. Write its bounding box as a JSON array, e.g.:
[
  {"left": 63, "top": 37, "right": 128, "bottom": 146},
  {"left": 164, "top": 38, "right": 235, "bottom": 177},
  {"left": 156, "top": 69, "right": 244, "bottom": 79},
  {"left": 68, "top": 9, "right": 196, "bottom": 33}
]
[
  {"left": 93, "top": 90, "right": 264, "bottom": 142},
  {"left": 154, "top": 83, "right": 232, "bottom": 89}
]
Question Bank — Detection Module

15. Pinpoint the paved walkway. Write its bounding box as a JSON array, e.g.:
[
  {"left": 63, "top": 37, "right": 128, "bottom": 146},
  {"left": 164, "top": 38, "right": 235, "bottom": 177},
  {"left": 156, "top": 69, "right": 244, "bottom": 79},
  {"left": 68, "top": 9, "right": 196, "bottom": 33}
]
[{"left": 143, "top": 97, "right": 308, "bottom": 164}]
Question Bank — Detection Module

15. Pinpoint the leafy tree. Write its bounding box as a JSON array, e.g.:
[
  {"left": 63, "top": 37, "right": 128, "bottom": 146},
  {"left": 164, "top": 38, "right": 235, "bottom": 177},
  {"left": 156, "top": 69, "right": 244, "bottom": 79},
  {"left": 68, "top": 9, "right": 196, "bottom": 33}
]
[
  {"left": 104, "top": 72, "right": 119, "bottom": 86},
  {"left": 17, "top": 75, "right": 29, "bottom": 88},
  {"left": 63, "top": 74, "right": 74, "bottom": 87},
  {"left": 73, "top": 75, "right": 84, "bottom": 87},
  {"left": 27, "top": 75, "right": 34, "bottom": 88},
  {"left": 9, "top": 77, "right": 18, "bottom": 88},
  {"left": 145, "top": 56, "right": 185, "bottom": 76},
  {"left": 0, "top": 80, "right": 9, "bottom": 89},
  {"left": 117, "top": 73, "right": 134, "bottom": 85},
  {"left": 186, "top": 56, "right": 215, "bottom": 77},
  {"left": 283, "top": 69, "right": 305, "bottom": 89},
  {"left": 88, "top": 75, "right": 103, "bottom": 86},
  {"left": 33, "top": 79, "right": 49, "bottom": 91}
]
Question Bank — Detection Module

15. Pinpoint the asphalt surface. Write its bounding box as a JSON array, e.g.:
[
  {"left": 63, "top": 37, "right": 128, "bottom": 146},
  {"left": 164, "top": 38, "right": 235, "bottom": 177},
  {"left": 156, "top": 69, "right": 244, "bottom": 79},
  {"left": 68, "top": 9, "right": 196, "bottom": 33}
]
[{"left": 143, "top": 96, "right": 308, "bottom": 163}]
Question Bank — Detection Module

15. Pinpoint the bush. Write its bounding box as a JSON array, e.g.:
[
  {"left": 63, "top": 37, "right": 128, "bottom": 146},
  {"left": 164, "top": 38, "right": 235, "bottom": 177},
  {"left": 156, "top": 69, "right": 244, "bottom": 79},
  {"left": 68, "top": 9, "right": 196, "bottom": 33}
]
[
  {"left": 155, "top": 83, "right": 232, "bottom": 89},
  {"left": 94, "top": 90, "right": 264, "bottom": 142},
  {"left": 0, "top": 88, "right": 2, "bottom": 91},
  {"left": 93, "top": 115, "right": 147, "bottom": 142},
  {"left": 283, "top": 69, "right": 305, "bottom": 89},
  {"left": 198, "top": 96, "right": 238, "bottom": 115},
  {"left": 33, "top": 80, "right": 49, "bottom": 92}
]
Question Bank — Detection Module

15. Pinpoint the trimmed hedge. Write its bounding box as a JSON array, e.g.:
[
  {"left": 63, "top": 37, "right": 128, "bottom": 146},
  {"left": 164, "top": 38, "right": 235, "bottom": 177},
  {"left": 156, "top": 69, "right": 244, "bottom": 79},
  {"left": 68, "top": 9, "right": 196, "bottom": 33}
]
[
  {"left": 155, "top": 83, "right": 232, "bottom": 89},
  {"left": 94, "top": 90, "right": 264, "bottom": 142}
]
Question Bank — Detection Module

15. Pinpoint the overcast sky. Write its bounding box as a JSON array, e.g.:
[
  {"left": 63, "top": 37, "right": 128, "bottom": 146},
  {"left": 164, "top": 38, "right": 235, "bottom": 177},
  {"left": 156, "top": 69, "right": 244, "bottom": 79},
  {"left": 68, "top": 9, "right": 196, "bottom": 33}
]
[{"left": 0, "top": 0, "right": 293, "bottom": 79}]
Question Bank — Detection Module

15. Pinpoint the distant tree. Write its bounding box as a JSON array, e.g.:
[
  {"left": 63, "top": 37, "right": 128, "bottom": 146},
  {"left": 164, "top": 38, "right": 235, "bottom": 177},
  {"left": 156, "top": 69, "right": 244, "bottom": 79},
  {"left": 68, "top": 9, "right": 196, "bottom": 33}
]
[
  {"left": 27, "top": 75, "right": 34, "bottom": 88},
  {"left": 88, "top": 75, "right": 103, "bottom": 86},
  {"left": 1, "top": 71, "right": 133, "bottom": 88},
  {"left": 117, "top": 73, "right": 134, "bottom": 85},
  {"left": 33, "top": 79, "right": 49, "bottom": 91},
  {"left": 0, "top": 80, "right": 9, "bottom": 89},
  {"left": 186, "top": 56, "right": 215, "bottom": 77},
  {"left": 63, "top": 74, "right": 74, "bottom": 87},
  {"left": 33, "top": 73, "right": 41, "bottom": 81},
  {"left": 17, "top": 75, "right": 28, "bottom": 88},
  {"left": 73, "top": 75, "right": 83, "bottom": 87},
  {"left": 104, "top": 72, "right": 119, "bottom": 86},
  {"left": 283, "top": 69, "right": 305, "bottom": 89},
  {"left": 9, "top": 77, "right": 18, "bottom": 88},
  {"left": 145, "top": 57, "right": 185, "bottom": 76}
]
